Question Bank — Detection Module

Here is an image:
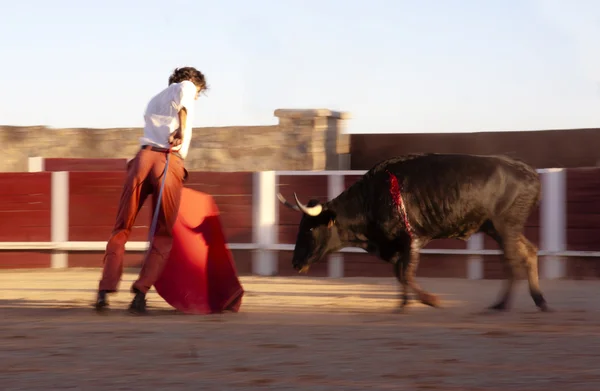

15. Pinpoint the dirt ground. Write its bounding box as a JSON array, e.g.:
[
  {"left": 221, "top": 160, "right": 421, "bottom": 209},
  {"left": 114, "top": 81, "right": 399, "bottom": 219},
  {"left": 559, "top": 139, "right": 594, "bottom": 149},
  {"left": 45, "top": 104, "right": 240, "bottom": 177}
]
[{"left": 1, "top": 270, "right": 600, "bottom": 390}]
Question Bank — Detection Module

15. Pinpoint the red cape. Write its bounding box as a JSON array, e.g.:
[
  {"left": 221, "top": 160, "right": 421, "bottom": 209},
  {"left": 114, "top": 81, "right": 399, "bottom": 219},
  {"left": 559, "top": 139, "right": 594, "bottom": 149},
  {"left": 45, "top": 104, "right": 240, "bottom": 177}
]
[{"left": 154, "top": 187, "right": 244, "bottom": 314}]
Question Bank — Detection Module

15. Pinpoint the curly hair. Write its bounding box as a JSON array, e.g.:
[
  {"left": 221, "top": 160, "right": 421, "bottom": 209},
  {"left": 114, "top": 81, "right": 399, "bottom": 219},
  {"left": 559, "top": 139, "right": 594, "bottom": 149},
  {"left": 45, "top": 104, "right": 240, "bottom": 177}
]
[{"left": 168, "top": 67, "right": 208, "bottom": 92}]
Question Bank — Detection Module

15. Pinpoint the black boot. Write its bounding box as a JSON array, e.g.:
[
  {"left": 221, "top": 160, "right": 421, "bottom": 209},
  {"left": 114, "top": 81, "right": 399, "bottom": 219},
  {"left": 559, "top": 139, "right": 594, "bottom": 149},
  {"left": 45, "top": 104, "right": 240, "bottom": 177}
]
[
  {"left": 95, "top": 290, "right": 109, "bottom": 311},
  {"left": 128, "top": 287, "right": 147, "bottom": 315}
]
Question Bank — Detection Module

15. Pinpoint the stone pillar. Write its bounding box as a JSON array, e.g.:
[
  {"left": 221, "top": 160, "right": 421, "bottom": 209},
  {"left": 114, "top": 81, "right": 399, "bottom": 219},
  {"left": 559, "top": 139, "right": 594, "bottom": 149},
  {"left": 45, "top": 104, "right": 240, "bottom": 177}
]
[
  {"left": 329, "top": 114, "right": 351, "bottom": 171},
  {"left": 274, "top": 109, "right": 351, "bottom": 171}
]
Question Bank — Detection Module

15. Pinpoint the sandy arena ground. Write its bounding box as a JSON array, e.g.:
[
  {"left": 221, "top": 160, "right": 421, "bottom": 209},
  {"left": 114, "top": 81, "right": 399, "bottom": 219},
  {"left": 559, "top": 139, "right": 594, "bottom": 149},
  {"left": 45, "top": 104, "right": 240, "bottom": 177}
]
[{"left": 1, "top": 269, "right": 600, "bottom": 390}]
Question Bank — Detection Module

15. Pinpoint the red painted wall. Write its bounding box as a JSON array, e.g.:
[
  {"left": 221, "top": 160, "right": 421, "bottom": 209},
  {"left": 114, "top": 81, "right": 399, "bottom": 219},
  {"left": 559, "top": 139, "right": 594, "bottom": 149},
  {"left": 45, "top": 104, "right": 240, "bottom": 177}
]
[
  {"left": 66, "top": 171, "right": 254, "bottom": 268},
  {"left": 0, "top": 173, "right": 52, "bottom": 268},
  {"left": 1, "top": 164, "right": 599, "bottom": 279}
]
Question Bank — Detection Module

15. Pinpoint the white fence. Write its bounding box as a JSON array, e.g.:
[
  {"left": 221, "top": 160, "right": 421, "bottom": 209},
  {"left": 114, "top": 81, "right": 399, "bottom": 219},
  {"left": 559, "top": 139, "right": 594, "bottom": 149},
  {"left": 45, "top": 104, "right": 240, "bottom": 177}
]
[
  {"left": 251, "top": 168, "right": 573, "bottom": 279},
  {"left": 0, "top": 158, "right": 595, "bottom": 279}
]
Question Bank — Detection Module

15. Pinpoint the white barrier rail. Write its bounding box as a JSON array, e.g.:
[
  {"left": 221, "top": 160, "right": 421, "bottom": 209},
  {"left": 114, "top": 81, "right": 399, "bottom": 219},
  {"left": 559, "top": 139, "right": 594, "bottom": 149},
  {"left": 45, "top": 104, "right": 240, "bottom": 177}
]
[
  {"left": 0, "top": 242, "right": 258, "bottom": 251},
  {"left": 1, "top": 241, "right": 599, "bottom": 258},
  {"left": 5, "top": 159, "right": 579, "bottom": 279}
]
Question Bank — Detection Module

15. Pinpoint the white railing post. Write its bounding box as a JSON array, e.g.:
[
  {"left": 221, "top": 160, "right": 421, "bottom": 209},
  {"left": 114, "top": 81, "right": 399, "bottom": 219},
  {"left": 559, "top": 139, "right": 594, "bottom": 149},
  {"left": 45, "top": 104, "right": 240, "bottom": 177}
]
[
  {"left": 327, "top": 172, "right": 344, "bottom": 278},
  {"left": 540, "top": 168, "right": 567, "bottom": 279},
  {"left": 28, "top": 156, "right": 45, "bottom": 172},
  {"left": 51, "top": 171, "right": 69, "bottom": 268},
  {"left": 467, "top": 233, "right": 484, "bottom": 279},
  {"left": 252, "top": 171, "right": 277, "bottom": 276}
]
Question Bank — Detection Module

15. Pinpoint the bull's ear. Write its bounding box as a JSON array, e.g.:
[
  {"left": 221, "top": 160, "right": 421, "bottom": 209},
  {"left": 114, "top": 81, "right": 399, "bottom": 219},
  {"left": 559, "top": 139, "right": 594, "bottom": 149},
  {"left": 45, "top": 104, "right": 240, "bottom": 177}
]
[{"left": 327, "top": 218, "right": 335, "bottom": 229}]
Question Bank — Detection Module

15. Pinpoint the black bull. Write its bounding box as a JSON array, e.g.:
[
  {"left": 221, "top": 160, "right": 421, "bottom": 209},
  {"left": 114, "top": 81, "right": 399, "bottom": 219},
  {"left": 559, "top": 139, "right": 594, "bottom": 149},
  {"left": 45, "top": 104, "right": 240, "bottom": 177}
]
[{"left": 277, "top": 153, "right": 549, "bottom": 312}]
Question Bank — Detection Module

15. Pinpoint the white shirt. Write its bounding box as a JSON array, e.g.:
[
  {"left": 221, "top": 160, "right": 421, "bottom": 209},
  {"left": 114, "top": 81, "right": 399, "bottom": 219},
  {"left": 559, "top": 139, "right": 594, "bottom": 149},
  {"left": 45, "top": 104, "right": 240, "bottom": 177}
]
[{"left": 139, "top": 80, "right": 197, "bottom": 159}]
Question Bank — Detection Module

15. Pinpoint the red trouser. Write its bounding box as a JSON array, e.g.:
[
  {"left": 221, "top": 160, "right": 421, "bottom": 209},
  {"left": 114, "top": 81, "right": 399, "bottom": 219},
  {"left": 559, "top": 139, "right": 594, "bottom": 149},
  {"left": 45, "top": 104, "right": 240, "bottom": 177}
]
[{"left": 98, "top": 147, "right": 186, "bottom": 294}]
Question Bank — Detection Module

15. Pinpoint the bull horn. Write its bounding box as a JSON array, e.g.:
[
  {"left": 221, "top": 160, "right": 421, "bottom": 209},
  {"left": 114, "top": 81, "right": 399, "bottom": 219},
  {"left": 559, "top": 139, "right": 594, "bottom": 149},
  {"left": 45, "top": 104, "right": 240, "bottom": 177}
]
[
  {"left": 276, "top": 193, "right": 301, "bottom": 212},
  {"left": 293, "top": 192, "right": 323, "bottom": 216}
]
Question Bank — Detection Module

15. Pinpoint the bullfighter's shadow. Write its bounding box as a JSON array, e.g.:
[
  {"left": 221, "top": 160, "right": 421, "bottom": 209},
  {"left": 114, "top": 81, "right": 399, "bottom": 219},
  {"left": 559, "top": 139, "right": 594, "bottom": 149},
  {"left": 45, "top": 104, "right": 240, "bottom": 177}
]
[{"left": 0, "top": 298, "right": 238, "bottom": 318}]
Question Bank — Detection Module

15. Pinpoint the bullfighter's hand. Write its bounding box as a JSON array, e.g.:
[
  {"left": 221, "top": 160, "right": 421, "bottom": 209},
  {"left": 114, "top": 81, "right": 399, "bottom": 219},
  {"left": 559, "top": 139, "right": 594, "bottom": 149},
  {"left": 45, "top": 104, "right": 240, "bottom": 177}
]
[{"left": 169, "top": 129, "right": 183, "bottom": 147}]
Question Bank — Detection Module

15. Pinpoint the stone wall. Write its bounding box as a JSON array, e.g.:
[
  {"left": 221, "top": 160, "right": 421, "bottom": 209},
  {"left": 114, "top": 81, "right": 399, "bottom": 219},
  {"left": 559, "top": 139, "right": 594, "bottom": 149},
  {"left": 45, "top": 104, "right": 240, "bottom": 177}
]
[{"left": 0, "top": 109, "right": 351, "bottom": 172}]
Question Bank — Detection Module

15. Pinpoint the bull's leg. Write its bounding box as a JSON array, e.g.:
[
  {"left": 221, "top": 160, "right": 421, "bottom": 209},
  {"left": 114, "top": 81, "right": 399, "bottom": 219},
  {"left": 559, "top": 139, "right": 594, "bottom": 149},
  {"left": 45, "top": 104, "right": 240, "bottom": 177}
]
[
  {"left": 393, "top": 253, "right": 410, "bottom": 312},
  {"left": 518, "top": 234, "right": 549, "bottom": 311},
  {"left": 404, "top": 243, "right": 440, "bottom": 308},
  {"left": 488, "top": 228, "right": 520, "bottom": 311}
]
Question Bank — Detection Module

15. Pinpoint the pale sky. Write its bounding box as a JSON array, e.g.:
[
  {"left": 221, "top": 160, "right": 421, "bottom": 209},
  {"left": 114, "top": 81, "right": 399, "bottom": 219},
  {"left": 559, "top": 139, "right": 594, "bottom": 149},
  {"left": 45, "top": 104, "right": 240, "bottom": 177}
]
[{"left": 0, "top": 0, "right": 599, "bottom": 134}]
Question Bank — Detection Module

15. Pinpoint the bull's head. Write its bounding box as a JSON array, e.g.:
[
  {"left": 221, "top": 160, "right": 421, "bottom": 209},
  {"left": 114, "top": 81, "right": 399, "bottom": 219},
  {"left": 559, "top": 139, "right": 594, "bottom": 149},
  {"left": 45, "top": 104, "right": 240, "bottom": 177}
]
[{"left": 277, "top": 192, "right": 341, "bottom": 273}]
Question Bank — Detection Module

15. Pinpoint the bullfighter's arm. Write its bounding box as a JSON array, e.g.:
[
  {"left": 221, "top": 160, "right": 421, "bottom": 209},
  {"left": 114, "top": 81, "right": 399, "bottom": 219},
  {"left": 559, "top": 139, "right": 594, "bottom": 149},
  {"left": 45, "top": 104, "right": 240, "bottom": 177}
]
[
  {"left": 169, "top": 80, "right": 196, "bottom": 147},
  {"left": 169, "top": 107, "right": 187, "bottom": 147}
]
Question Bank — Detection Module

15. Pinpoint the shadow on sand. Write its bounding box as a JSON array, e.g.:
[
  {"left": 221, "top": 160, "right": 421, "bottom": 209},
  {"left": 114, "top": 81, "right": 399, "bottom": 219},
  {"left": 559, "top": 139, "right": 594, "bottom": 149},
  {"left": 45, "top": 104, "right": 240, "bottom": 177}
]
[{"left": 0, "top": 298, "right": 241, "bottom": 319}]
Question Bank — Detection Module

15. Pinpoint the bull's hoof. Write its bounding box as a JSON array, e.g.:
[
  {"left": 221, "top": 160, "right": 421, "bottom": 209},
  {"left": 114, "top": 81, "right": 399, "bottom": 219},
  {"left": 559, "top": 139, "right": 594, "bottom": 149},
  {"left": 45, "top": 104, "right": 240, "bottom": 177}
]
[
  {"left": 419, "top": 292, "right": 440, "bottom": 308},
  {"left": 392, "top": 294, "right": 410, "bottom": 313},
  {"left": 487, "top": 301, "right": 509, "bottom": 312},
  {"left": 537, "top": 302, "right": 553, "bottom": 313},
  {"left": 532, "top": 293, "right": 551, "bottom": 312},
  {"left": 298, "top": 265, "right": 310, "bottom": 274}
]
